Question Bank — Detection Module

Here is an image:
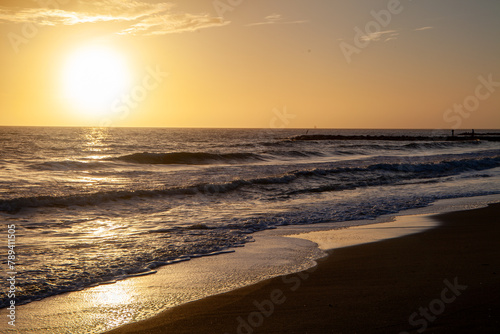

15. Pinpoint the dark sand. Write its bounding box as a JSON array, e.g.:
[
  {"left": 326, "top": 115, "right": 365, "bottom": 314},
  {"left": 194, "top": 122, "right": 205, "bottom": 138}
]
[{"left": 107, "top": 203, "right": 500, "bottom": 334}]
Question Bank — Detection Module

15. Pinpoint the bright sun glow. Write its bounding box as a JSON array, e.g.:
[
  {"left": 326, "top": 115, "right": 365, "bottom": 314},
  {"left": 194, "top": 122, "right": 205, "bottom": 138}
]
[{"left": 62, "top": 46, "right": 131, "bottom": 117}]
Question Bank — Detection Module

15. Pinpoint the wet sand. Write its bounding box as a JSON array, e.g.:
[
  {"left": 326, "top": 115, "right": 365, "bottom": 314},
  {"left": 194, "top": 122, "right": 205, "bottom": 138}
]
[{"left": 107, "top": 203, "right": 500, "bottom": 334}]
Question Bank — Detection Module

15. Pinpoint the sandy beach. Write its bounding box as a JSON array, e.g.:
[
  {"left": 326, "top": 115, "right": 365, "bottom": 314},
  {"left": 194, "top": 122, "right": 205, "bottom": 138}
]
[{"left": 107, "top": 203, "right": 500, "bottom": 334}]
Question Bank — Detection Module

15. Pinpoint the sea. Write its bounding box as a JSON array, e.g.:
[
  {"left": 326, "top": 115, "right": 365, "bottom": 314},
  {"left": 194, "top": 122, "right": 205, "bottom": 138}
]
[{"left": 1, "top": 127, "right": 500, "bottom": 310}]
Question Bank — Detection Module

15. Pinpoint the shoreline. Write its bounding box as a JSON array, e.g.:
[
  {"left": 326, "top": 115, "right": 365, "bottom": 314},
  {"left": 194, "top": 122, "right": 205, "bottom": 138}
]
[
  {"left": 106, "top": 198, "right": 500, "bottom": 333},
  {"left": 3, "top": 195, "right": 499, "bottom": 333}
]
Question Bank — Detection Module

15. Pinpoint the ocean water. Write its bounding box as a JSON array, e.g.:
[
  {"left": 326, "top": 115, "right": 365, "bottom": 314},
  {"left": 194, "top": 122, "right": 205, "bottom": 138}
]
[{"left": 1, "top": 127, "right": 500, "bottom": 309}]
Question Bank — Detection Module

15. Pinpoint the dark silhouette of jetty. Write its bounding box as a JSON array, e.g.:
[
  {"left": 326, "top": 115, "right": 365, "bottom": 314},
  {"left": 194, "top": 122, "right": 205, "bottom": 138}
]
[{"left": 289, "top": 132, "right": 500, "bottom": 142}]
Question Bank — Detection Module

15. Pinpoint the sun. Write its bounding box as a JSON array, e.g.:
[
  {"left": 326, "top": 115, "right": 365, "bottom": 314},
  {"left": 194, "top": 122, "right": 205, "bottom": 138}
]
[{"left": 62, "top": 46, "right": 131, "bottom": 117}]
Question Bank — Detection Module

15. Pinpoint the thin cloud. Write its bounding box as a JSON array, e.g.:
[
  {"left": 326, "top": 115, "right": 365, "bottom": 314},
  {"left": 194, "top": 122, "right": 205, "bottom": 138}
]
[
  {"left": 360, "top": 30, "right": 399, "bottom": 42},
  {"left": 119, "top": 13, "right": 229, "bottom": 35},
  {"left": 346, "top": 26, "right": 432, "bottom": 44},
  {"left": 0, "top": 0, "right": 228, "bottom": 35},
  {"left": 0, "top": 7, "right": 131, "bottom": 26},
  {"left": 247, "top": 14, "right": 307, "bottom": 27},
  {"left": 384, "top": 36, "right": 398, "bottom": 42},
  {"left": 414, "top": 26, "right": 433, "bottom": 31}
]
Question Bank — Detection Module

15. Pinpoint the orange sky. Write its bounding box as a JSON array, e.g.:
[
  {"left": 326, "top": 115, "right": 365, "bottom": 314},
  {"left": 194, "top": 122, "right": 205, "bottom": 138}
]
[{"left": 0, "top": 0, "right": 499, "bottom": 129}]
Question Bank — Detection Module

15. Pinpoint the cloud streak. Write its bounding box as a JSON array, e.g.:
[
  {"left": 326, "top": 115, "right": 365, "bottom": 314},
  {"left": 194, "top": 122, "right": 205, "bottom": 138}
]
[
  {"left": 354, "top": 26, "right": 434, "bottom": 43},
  {"left": 360, "top": 30, "right": 399, "bottom": 42},
  {"left": 414, "top": 26, "right": 433, "bottom": 31},
  {"left": 0, "top": 0, "right": 228, "bottom": 35},
  {"left": 246, "top": 14, "right": 307, "bottom": 27}
]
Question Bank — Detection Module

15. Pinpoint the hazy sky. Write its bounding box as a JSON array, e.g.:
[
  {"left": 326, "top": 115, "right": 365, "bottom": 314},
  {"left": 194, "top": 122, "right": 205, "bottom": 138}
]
[{"left": 0, "top": 0, "right": 499, "bottom": 128}]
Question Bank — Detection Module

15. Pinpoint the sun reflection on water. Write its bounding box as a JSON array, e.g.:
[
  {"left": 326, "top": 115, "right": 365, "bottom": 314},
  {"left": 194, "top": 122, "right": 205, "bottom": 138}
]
[
  {"left": 93, "top": 283, "right": 131, "bottom": 306},
  {"left": 86, "top": 220, "right": 127, "bottom": 240},
  {"left": 82, "top": 127, "right": 110, "bottom": 153},
  {"left": 87, "top": 282, "right": 137, "bottom": 331}
]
